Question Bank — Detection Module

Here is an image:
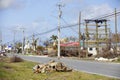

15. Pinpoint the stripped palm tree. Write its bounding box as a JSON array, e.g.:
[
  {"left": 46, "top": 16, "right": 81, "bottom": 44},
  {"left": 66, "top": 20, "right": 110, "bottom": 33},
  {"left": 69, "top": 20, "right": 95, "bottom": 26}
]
[{"left": 50, "top": 35, "right": 58, "bottom": 50}]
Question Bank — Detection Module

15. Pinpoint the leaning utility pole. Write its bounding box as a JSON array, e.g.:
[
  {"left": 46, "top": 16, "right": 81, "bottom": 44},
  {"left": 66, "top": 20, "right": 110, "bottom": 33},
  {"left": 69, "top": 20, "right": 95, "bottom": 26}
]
[
  {"left": 57, "top": 3, "right": 64, "bottom": 58},
  {"left": 78, "top": 12, "right": 81, "bottom": 57}
]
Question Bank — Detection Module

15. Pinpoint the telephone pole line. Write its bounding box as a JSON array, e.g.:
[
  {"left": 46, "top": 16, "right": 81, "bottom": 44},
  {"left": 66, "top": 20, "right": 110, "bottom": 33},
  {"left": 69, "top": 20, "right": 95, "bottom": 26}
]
[{"left": 57, "top": 3, "right": 64, "bottom": 58}]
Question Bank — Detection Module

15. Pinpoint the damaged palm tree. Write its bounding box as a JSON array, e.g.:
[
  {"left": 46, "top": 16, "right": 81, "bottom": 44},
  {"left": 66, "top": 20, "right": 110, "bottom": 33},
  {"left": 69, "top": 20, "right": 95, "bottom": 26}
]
[{"left": 33, "top": 60, "right": 72, "bottom": 73}]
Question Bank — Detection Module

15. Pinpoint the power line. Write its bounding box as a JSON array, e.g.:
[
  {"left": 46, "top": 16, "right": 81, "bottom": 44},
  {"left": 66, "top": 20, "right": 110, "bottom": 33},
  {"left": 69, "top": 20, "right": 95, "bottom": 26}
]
[
  {"left": 91, "top": 11, "right": 115, "bottom": 19},
  {"left": 93, "top": 11, "right": 120, "bottom": 19},
  {"left": 5, "top": 10, "right": 120, "bottom": 45},
  {"left": 61, "top": 17, "right": 78, "bottom": 34},
  {"left": 34, "top": 27, "right": 57, "bottom": 36},
  {"left": 25, "top": 10, "right": 120, "bottom": 39}
]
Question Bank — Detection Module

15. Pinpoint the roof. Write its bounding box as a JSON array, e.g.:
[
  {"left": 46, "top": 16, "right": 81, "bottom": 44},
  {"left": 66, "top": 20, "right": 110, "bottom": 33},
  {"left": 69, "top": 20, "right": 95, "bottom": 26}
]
[{"left": 60, "top": 42, "right": 79, "bottom": 47}]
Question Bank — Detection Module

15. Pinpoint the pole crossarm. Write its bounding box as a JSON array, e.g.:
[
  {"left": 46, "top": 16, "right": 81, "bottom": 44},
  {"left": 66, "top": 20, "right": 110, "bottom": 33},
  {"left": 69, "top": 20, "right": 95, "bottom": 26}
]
[{"left": 85, "top": 19, "right": 108, "bottom": 24}]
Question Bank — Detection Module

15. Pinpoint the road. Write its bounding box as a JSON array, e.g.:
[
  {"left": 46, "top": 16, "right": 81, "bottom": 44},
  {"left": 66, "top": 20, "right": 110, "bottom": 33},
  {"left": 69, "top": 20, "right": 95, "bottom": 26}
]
[{"left": 7, "top": 54, "right": 120, "bottom": 79}]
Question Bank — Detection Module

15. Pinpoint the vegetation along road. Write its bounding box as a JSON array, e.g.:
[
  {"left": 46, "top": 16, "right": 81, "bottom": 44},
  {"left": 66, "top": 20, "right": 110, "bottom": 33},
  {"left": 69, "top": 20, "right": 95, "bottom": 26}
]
[{"left": 7, "top": 53, "right": 120, "bottom": 79}]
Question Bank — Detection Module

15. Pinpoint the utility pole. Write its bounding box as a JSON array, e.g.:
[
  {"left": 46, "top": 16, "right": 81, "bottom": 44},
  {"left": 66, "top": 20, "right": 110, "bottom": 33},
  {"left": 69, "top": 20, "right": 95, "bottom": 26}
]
[
  {"left": 22, "top": 29, "right": 25, "bottom": 54},
  {"left": 78, "top": 12, "right": 81, "bottom": 57},
  {"left": 85, "top": 20, "right": 89, "bottom": 58},
  {"left": 0, "top": 30, "right": 2, "bottom": 51},
  {"left": 104, "top": 20, "right": 108, "bottom": 47},
  {"left": 57, "top": 3, "right": 64, "bottom": 58},
  {"left": 95, "top": 21, "right": 99, "bottom": 54},
  {"left": 20, "top": 27, "right": 25, "bottom": 54},
  {"left": 13, "top": 30, "right": 16, "bottom": 53},
  {"left": 115, "top": 8, "right": 118, "bottom": 53},
  {"left": 32, "top": 34, "right": 35, "bottom": 51},
  {"left": 82, "top": 33, "right": 85, "bottom": 48}
]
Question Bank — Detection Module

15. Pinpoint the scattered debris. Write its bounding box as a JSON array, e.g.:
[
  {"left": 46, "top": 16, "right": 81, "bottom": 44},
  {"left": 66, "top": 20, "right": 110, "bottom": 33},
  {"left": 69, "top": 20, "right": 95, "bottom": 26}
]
[
  {"left": 95, "top": 57, "right": 118, "bottom": 62},
  {"left": 33, "top": 60, "right": 72, "bottom": 73},
  {"left": 0, "top": 52, "right": 7, "bottom": 57}
]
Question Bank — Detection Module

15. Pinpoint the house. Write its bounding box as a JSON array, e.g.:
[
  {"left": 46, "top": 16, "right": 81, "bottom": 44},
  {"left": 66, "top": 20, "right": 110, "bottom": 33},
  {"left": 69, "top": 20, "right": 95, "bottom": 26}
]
[{"left": 60, "top": 42, "right": 98, "bottom": 56}]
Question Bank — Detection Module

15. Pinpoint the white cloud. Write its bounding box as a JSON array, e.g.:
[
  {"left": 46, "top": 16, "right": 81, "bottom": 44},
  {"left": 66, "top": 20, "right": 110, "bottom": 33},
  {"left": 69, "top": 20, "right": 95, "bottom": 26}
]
[
  {"left": 0, "top": 0, "right": 26, "bottom": 10},
  {"left": 0, "top": 0, "right": 14, "bottom": 9},
  {"left": 82, "top": 4, "right": 113, "bottom": 19},
  {"left": 61, "top": 0, "right": 83, "bottom": 4},
  {"left": 61, "top": 0, "right": 73, "bottom": 4}
]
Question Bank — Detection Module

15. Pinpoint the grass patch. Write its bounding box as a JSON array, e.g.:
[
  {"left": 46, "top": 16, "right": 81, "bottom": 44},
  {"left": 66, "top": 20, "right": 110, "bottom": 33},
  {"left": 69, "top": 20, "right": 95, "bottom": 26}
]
[{"left": 0, "top": 57, "right": 119, "bottom": 80}]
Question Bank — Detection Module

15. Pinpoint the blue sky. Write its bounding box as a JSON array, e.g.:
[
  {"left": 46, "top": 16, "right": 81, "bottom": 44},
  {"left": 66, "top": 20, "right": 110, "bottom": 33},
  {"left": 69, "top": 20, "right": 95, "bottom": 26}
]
[{"left": 0, "top": 0, "right": 120, "bottom": 44}]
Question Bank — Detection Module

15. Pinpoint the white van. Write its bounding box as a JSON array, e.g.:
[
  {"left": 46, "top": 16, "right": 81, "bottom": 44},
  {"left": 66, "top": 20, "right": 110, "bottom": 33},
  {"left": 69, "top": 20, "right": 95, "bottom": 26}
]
[{"left": 88, "top": 47, "right": 97, "bottom": 56}]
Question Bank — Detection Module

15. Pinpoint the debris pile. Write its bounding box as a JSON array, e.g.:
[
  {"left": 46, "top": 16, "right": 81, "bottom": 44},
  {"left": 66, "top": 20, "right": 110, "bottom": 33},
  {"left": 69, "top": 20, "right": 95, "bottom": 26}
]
[
  {"left": 95, "top": 57, "right": 118, "bottom": 62},
  {"left": 33, "top": 60, "right": 72, "bottom": 73},
  {"left": 0, "top": 51, "right": 7, "bottom": 57}
]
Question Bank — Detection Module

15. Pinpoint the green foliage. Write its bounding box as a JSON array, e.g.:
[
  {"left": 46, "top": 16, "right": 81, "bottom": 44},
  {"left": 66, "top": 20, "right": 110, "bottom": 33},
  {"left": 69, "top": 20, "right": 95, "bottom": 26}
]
[
  {"left": 50, "top": 35, "right": 58, "bottom": 42},
  {"left": 15, "top": 42, "right": 22, "bottom": 48},
  {"left": 36, "top": 46, "right": 44, "bottom": 51}
]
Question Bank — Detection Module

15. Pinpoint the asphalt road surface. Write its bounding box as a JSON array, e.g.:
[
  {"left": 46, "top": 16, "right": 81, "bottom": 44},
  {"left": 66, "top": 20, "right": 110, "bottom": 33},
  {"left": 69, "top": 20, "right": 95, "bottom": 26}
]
[{"left": 7, "top": 54, "right": 120, "bottom": 79}]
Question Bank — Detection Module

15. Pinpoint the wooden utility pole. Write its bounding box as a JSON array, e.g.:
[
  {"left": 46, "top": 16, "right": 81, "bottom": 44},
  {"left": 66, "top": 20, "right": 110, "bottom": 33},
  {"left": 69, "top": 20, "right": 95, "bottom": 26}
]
[
  {"left": 13, "top": 30, "right": 16, "bottom": 53},
  {"left": 82, "top": 33, "right": 85, "bottom": 48},
  {"left": 32, "top": 34, "right": 35, "bottom": 51},
  {"left": 22, "top": 29, "right": 25, "bottom": 54},
  {"left": 95, "top": 21, "right": 99, "bottom": 54},
  {"left": 104, "top": 20, "right": 108, "bottom": 47},
  {"left": 115, "top": 8, "right": 118, "bottom": 53},
  {"left": 0, "top": 30, "right": 2, "bottom": 51},
  {"left": 78, "top": 12, "right": 81, "bottom": 57},
  {"left": 85, "top": 21, "right": 88, "bottom": 58}
]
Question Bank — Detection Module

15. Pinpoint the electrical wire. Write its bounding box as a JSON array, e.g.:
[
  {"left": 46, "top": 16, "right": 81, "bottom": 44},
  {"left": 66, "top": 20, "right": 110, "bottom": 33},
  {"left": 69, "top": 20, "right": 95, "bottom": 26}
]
[
  {"left": 17, "top": 10, "right": 120, "bottom": 41},
  {"left": 97, "top": 12, "right": 120, "bottom": 19},
  {"left": 61, "top": 17, "right": 78, "bottom": 34}
]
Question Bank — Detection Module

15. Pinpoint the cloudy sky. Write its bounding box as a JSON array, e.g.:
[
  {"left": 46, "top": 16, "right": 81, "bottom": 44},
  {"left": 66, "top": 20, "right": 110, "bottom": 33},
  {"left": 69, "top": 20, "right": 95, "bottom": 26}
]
[{"left": 0, "top": 0, "right": 120, "bottom": 44}]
